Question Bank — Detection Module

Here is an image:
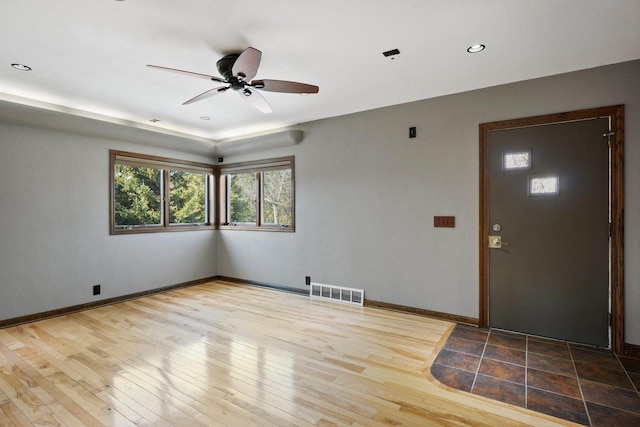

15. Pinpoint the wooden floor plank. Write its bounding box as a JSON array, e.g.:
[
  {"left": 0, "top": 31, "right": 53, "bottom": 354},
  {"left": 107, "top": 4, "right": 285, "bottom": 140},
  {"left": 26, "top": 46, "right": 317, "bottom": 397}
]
[
  {"left": 0, "top": 281, "right": 578, "bottom": 426},
  {"left": 0, "top": 374, "right": 60, "bottom": 426},
  {"left": 0, "top": 401, "right": 29, "bottom": 427},
  {"left": 3, "top": 328, "right": 151, "bottom": 426},
  {"left": 0, "top": 339, "right": 107, "bottom": 427}
]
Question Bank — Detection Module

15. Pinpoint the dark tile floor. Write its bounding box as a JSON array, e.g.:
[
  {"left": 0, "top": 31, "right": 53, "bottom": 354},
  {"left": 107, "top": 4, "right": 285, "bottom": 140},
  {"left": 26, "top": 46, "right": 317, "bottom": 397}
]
[{"left": 431, "top": 325, "right": 640, "bottom": 426}]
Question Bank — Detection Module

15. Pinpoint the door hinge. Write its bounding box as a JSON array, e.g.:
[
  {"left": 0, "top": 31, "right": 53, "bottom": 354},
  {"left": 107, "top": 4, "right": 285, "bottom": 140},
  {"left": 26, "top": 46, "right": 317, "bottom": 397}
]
[
  {"left": 608, "top": 222, "right": 612, "bottom": 238},
  {"left": 609, "top": 313, "right": 612, "bottom": 326},
  {"left": 603, "top": 130, "right": 614, "bottom": 147}
]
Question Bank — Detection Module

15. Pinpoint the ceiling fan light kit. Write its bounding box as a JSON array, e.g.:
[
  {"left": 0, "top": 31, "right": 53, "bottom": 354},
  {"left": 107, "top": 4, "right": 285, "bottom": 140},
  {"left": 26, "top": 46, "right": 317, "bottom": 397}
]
[{"left": 148, "top": 47, "right": 319, "bottom": 114}]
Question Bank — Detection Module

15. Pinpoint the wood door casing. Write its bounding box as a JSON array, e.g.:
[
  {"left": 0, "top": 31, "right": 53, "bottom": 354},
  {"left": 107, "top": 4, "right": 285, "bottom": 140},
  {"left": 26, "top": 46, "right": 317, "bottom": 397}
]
[{"left": 479, "top": 105, "right": 625, "bottom": 352}]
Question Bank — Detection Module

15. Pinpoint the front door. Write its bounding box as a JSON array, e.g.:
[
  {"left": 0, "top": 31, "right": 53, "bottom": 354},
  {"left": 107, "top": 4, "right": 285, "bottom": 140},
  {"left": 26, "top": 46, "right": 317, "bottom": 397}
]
[{"left": 487, "top": 118, "right": 610, "bottom": 347}]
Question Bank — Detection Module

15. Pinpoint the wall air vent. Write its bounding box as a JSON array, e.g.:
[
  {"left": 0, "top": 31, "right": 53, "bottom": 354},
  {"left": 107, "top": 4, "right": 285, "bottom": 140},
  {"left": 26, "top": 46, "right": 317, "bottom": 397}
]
[{"left": 309, "top": 282, "right": 364, "bottom": 306}]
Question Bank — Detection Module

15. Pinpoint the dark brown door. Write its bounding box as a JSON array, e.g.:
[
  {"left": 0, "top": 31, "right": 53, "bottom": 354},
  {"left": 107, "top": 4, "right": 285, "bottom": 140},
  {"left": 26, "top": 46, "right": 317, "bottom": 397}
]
[{"left": 488, "top": 118, "right": 610, "bottom": 347}]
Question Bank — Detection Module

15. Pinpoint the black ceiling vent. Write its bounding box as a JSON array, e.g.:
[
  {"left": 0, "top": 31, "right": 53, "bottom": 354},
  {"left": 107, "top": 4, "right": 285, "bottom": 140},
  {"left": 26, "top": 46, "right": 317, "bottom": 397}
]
[{"left": 382, "top": 48, "right": 400, "bottom": 58}]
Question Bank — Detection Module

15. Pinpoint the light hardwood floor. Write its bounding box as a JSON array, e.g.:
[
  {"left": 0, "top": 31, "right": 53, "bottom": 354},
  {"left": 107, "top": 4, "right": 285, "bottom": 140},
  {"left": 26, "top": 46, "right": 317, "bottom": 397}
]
[{"left": 0, "top": 280, "right": 576, "bottom": 426}]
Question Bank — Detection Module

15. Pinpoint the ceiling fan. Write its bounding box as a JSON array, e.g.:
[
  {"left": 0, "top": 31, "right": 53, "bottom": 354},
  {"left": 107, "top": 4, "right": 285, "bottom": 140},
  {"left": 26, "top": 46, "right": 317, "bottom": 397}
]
[{"left": 147, "top": 47, "right": 319, "bottom": 114}]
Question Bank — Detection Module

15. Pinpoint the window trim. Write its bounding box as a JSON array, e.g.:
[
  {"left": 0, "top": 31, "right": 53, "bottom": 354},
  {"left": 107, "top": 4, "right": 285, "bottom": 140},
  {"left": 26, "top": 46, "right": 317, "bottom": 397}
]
[
  {"left": 110, "top": 150, "right": 216, "bottom": 234},
  {"left": 218, "top": 156, "right": 295, "bottom": 232}
]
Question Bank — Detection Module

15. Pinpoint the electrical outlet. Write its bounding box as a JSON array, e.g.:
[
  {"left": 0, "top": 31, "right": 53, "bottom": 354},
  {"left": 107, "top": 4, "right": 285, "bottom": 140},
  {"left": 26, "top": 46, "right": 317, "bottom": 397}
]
[
  {"left": 305, "top": 276, "right": 311, "bottom": 286},
  {"left": 93, "top": 284, "right": 101, "bottom": 296},
  {"left": 409, "top": 127, "right": 416, "bottom": 138}
]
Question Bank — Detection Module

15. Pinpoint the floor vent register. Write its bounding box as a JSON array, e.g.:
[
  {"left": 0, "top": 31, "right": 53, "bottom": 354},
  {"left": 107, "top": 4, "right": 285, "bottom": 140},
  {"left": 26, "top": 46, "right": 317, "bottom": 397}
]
[{"left": 309, "top": 282, "right": 364, "bottom": 306}]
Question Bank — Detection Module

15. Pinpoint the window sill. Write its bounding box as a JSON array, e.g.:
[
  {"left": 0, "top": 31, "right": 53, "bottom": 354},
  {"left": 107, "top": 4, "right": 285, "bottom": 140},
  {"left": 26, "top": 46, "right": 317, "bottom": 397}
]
[
  {"left": 218, "top": 225, "right": 294, "bottom": 232},
  {"left": 110, "top": 224, "right": 216, "bottom": 235}
]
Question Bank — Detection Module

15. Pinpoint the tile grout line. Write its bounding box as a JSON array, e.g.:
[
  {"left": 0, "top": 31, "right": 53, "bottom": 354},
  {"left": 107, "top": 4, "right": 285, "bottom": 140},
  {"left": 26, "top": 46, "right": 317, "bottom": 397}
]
[
  {"left": 445, "top": 336, "right": 490, "bottom": 358},
  {"left": 448, "top": 328, "right": 640, "bottom": 425},
  {"left": 443, "top": 327, "right": 640, "bottom": 424},
  {"left": 469, "top": 328, "right": 490, "bottom": 393},
  {"left": 568, "top": 344, "right": 593, "bottom": 427},
  {"left": 613, "top": 352, "right": 640, "bottom": 396}
]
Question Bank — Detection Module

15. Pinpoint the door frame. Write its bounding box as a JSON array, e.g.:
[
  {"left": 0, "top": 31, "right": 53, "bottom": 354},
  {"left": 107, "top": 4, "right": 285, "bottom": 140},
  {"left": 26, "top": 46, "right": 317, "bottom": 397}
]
[{"left": 479, "top": 105, "right": 625, "bottom": 352}]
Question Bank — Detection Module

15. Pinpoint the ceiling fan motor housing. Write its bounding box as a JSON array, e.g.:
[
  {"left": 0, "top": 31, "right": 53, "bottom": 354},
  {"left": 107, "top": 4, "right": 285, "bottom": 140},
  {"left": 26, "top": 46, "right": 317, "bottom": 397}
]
[{"left": 216, "top": 54, "right": 240, "bottom": 81}]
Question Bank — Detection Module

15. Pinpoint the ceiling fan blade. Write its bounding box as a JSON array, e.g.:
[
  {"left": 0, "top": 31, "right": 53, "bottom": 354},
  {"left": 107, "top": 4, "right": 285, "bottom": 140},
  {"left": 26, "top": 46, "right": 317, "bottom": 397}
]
[
  {"left": 252, "top": 79, "right": 319, "bottom": 94},
  {"left": 183, "top": 86, "right": 229, "bottom": 105},
  {"left": 232, "top": 47, "right": 262, "bottom": 81},
  {"left": 147, "top": 65, "right": 225, "bottom": 83},
  {"left": 239, "top": 88, "right": 272, "bottom": 114}
]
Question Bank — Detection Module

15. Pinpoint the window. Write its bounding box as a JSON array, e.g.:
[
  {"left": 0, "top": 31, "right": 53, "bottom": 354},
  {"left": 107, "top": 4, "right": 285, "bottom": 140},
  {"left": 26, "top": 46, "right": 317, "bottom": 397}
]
[
  {"left": 262, "top": 168, "right": 293, "bottom": 226},
  {"left": 110, "top": 152, "right": 293, "bottom": 233},
  {"left": 113, "top": 164, "right": 162, "bottom": 227},
  {"left": 169, "top": 170, "right": 208, "bottom": 224},
  {"left": 529, "top": 175, "right": 559, "bottom": 196},
  {"left": 228, "top": 172, "right": 258, "bottom": 224},
  {"left": 219, "top": 156, "right": 294, "bottom": 231},
  {"left": 503, "top": 150, "right": 531, "bottom": 170},
  {"left": 110, "top": 150, "right": 214, "bottom": 234}
]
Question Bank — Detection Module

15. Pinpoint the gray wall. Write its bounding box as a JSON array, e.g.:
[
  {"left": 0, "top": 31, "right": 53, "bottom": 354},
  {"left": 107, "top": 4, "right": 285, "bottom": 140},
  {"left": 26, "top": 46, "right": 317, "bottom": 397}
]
[
  {"left": 0, "top": 121, "right": 217, "bottom": 321},
  {"left": 217, "top": 60, "right": 640, "bottom": 345},
  {"left": 1, "top": 60, "right": 638, "bottom": 346}
]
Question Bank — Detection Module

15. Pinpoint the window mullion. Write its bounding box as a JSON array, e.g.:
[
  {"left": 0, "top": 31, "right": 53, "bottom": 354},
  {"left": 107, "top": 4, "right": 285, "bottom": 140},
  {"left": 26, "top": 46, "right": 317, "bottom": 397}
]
[
  {"left": 162, "top": 169, "right": 170, "bottom": 228},
  {"left": 227, "top": 174, "right": 231, "bottom": 225},
  {"left": 256, "top": 171, "right": 262, "bottom": 227},
  {"left": 209, "top": 173, "right": 215, "bottom": 226}
]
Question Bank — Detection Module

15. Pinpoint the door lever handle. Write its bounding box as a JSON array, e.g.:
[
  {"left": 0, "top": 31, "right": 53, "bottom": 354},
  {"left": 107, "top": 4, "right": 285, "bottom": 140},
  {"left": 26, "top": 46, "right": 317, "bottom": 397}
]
[{"left": 489, "top": 235, "right": 508, "bottom": 248}]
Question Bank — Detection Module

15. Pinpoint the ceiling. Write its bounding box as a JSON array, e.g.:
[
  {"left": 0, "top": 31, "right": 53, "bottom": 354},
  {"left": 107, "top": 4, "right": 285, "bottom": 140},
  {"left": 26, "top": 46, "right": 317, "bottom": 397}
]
[{"left": 1, "top": 0, "right": 639, "bottom": 144}]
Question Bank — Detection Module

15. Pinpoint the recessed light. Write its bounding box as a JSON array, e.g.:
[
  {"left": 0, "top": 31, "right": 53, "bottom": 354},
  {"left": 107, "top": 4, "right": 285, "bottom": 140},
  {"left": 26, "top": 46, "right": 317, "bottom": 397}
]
[
  {"left": 467, "top": 44, "right": 486, "bottom": 53},
  {"left": 11, "top": 63, "right": 32, "bottom": 71},
  {"left": 149, "top": 118, "right": 160, "bottom": 123}
]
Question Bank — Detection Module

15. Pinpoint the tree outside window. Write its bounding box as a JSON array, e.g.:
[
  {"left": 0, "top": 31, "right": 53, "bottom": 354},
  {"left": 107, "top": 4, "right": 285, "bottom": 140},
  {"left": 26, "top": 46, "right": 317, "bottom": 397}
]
[
  {"left": 220, "top": 156, "right": 294, "bottom": 231},
  {"left": 114, "top": 164, "right": 162, "bottom": 226},
  {"left": 229, "top": 172, "right": 257, "bottom": 224},
  {"left": 110, "top": 150, "right": 214, "bottom": 234},
  {"left": 110, "top": 151, "right": 293, "bottom": 233},
  {"left": 169, "top": 171, "right": 207, "bottom": 224},
  {"left": 262, "top": 169, "right": 292, "bottom": 226}
]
